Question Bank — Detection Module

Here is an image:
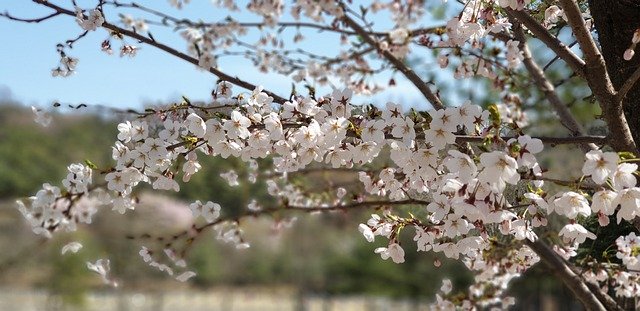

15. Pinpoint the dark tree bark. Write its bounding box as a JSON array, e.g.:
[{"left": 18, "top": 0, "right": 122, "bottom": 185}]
[
  {"left": 589, "top": 0, "right": 640, "bottom": 144},
  {"left": 584, "top": 4, "right": 640, "bottom": 310}
]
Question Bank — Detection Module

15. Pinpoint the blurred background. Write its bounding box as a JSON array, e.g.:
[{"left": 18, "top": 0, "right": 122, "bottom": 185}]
[{"left": 0, "top": 95, "right": 588, "bottom": 311}]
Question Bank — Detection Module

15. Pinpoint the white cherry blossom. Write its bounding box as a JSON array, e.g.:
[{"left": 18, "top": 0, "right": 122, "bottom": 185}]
[
  {"left": 582, "top": 150, "right": 618, "bottom": 185},
  {"left": 375, "top": 243, "right": 405, "bottom": 264}
]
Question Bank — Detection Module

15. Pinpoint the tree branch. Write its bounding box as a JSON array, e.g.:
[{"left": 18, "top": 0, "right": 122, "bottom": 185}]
[
  {"left": 557, "top": 0, "right": 638, "bottom": 154},
  {"left": 525, "top": 239, "right": 608, "bottom": 311},
  {"left": 505, "top": 8, "right": 586, "bottom": 78},
  {"left": 512, "top": 22, "right": 597, "bottom": 151},
  {"left": 0, "top": 10, "right": 61, "bottom": 23},
  {"left": 31, "top": 0, "right": 289, "bottom": 104},
  {"left": 340, "top": 12, "right": 444, "bottom": 110},
  {"left": 453, "top": 135, "right": 607, "bottom": 145},
  {"left": 105, "top": 0, "right": 443, "bottom": 38},
  {"left": 558, "top": 0, "right": 614, "bottom": 93},
  {"left": 555, "top": 0, "right": 616, "bottom": 101},
  {"left": 618, "top": 64, "right": 640, "bottom": 103}
]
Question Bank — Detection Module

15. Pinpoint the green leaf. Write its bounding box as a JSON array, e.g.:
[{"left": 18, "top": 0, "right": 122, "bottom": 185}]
[
  {"left": 84, "top": 159, "right": 98, "bottom": 170},
  {"left": 618, "top": 151, "right": 636, "bottom": 161}
]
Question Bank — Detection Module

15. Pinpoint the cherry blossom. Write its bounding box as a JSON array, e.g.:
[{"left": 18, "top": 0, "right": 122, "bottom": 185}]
[
  {"left": 189, "top": 200, "right": 221, "bottom": 223},
  {"left": 9, "top": 1, "right": 640, "bottom": 308},
  {"left": 87, "top": 259, "right": 117, "bottom": 287},
  {"left": 75, "top": 8, "right": 104, "bottom": 31},
  {"left": 61, "top": 242, "right": 83, "bottom": 255},
  {"left": 478, "top": 151, "right": 520, "bottom": 185},
  {"left": 375, "top": 243, "right": 405, "bottom": 264},
  {"left": 552, "top": 192, "right": 591, "bottom": 219},
  {"left": 581, "top": 150, "right": 619, "bottom": 185},
  {"left": 558, "top": 223, "right": 596, "bottom": 244},
  {"left": 31, "top": 106, "right": 52, "bottom": 127}
]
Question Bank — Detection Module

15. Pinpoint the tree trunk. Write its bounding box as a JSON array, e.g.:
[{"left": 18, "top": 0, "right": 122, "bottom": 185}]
[
  {"left": 589, "top": 0, "right": 640, "bottom": 143},
  {"left": 585, "top": 3, "right": 640, "bottom": 309}
]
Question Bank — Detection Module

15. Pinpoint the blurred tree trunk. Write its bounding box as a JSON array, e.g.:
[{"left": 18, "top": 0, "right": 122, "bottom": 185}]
[{"left": 589, "top": 0, "right": 640, "bottom": 144}]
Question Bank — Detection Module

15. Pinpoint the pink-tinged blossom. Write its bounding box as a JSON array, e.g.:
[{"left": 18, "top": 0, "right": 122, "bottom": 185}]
[
  {"left": 198, "top": 52, "right": 216, "bottom": 69},
  {"left": 611, "top": 163, "right": 638, "bottom": 191},
  {"left": 86, "top": 259, "right": 117, "bottom": 287},
  {"left": 582, "top": 150, "right": 618, "bottom": 185},
  {"left": 224, "top": 111, "right": 251, "bottom": 140},
  {"left": 505, "top": 40, "right": 523, "bottom": 69},
  {"left": 31, "top": 106, "right": 52, "bottom": 127},
  {"left": 75, "top": 8, "right": 104, "bottom": 31},
  {"left": 616, "top": 232, "right": 640, "bottom": 270},
  {"left": 358, "top": 224, "right": 375, "bottom": 242},
  {"left": 524, "top": 192, "right": 549, "bottom": 212},
  {"left": 612, "top": 187, "right": 640, "bottom": 224},
  {"left": 443, "top": 150, "right": 477, "bottom": 183},
  {"left": 220, "top": 170, "right": 239, "bottom": 187},
  {"left": 152, "top": 174, "right": 180, "bottom": 192},
  {"left": 497, "top": 0, "right": 531, "bottom": 10},
  {"left": 186, "top": 113, "right": 206, "bottom": 138},
  {"left": 554, "top": 244, "right": 578, "bottom": 260},
  {"left": 544, "top": 5, "right": 564, "bottom": 28},
  {"left": 478, "top": 151, "right": 520, "bottom": 185},
  {"left": 591, "top": 190, "right": 618, "bottom": 215},
  {"left": 189, "top": 200, "right": 221, "bottom": 223},
  {"left": 443, "top": 213, "right": 472, "bottom": 238},
  {"left": 553, "top": 192, "right": 591, "bottom": 219},
  {"left": 424, "top": 121, "right": 456, "bottom": 150},
  {"left": 456, "top": 103, "right": 482, "bottom": 133},
  {"left": 389, "top": 27, "right": 409, "bottom": 45},
  {"left": 559, "top": 223, "right": 596, "bottom": 244},
  {"left": 510, "top": 219, "right": 537, "bottom": 241},
  {"left": 414, "top": 226, "right": 436, "bottom": 252},
  {"left": 374, "top": 243, "right": 405, "bottom": 264},
  {"left": 508, "top": 135, "right": 543, "bottom": 168},
  {"left": 61, "top": 242, "right": 83, "bottom": 255},
  {"left": 440, "top": 279, "right": 452, "bottom": 294},
  {"left": 429, "top": 108, "right": 459, "bottom": 132},
  {"left": 112, "top": 196, "right": 135, "bottom": 214},
  {"left": 176, "top": 271, "right": 197, "bottom": 282}
]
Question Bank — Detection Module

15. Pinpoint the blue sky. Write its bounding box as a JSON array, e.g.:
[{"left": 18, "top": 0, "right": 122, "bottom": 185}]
[{"left": 0, "top": 1, "right": 456, "bottom": 111}]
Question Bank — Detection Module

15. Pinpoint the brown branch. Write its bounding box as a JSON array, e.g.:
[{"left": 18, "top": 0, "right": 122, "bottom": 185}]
[
  {"left": 187, "top": 199, "right": 431, "bottom": 234},
  {"left": 543, "top": 40, "right": 579, "bottom": 71},
  {"left": 618, "top": 64, "right": 640, "bottom": 103},
  {"left": 505, "top": 8, "right": 586, "bottom": 78},
  {"left": 341, "top": 12, "right": 444, "bottom": 110},
  {"left": 0, "top": 10, "right": 62, "bottom": 23},
  {"left": 106, "top": 1, "right": 443, "bottom": 38},
  {"left": 512, "top": 23, "right": 597, "bottom": 151},
  {"left": 31, "top": 0, "right": 289, "bottom": 104},
  {"left": 557, "top": 0, "right": 638, "bottom": 154},
  {"left": 454, "top": 135, "right": 606, "bottom": 145},
  {"left": 557, "top": 0, "right": 611, "bottom": 84},
  {"left": 525, "top": 239, "right": 608, "bottom": 311},
  {"left": 584, "top": 281, "right": 625, "bottom": 311}
]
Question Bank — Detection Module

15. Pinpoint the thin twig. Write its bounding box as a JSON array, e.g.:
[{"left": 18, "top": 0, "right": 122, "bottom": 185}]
[
  {"left": 31, "top": 0, "right": 289, "bottom": 104},
  {"left": 0, "top": 10, "right": 62, "bottom": 23},
  {"left": 341, "top": 11, "right": 444, "bottom": 109},
  {"left": 505, "top": 8, "right": 586, "bottom": 78},
  {"left": 512, "top": 22, "right": 596, "bottom": 151},
  {"left": 618, "top": 64, "right": 640, "bottom": 102},
  {"left": 543, "top": 40, "right": 579, "bottom": 71},
  {"left": 105, "top": 0, "right": 443, "bottom": 37}
]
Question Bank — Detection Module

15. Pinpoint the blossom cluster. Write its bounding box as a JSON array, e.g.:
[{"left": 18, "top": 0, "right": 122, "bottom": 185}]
[
  {"left": 14, "top": 0, "right": 640, "bottom": 308},
  {"left": 19, "top": 77, "right": 640, "bottom": 306}
]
